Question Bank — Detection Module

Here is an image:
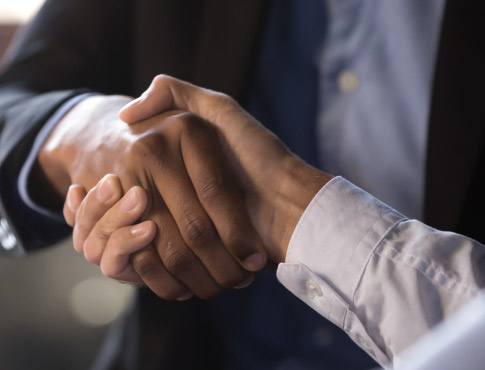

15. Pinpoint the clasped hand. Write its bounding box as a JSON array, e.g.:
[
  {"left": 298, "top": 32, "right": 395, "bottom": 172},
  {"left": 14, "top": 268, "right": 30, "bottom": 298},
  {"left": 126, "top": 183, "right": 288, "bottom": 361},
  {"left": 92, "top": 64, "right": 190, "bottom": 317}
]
[
  {"left": 60, "top": 76, "right": 330, "bottom": 300},
  {"left": 42, "top": 94, "right": 266, "bottom": 300}
]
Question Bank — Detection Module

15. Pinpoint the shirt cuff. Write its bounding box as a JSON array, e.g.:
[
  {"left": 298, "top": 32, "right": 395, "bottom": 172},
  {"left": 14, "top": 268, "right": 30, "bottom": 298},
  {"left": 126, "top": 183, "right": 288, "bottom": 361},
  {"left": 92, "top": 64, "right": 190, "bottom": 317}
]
[
  {"left": 276, "top": 177, "right": 406, "bottom": 356},
  {"left": 17, "top": 93, "right": 97, "bottom": 222}
]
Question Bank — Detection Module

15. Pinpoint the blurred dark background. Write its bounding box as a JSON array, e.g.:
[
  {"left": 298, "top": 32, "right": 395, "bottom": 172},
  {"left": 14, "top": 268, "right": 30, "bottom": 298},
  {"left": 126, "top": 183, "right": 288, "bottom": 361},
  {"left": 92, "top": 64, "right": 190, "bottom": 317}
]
[{"left": 0, "top": 2, "right": 135, "bottom": 369}]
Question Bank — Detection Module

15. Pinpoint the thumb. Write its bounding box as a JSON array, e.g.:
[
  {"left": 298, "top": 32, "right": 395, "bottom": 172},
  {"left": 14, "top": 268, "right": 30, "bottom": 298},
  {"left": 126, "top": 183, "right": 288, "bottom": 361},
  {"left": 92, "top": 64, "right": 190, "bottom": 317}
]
[
  {"left": 118, "top": 75, "right": 244, "bottom": 129},
  {"left": 118, "top": 77, "right": 174, "bottom": 123},
  {"left": 119, "top": 75, "right": 289, "bottom": 170}
]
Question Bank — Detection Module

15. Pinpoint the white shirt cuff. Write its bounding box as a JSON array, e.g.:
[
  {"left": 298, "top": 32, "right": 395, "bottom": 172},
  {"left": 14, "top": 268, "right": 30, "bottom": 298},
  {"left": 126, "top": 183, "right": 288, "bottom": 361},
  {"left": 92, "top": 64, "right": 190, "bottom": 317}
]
[{"left": 276, "top": 176, "right": 406, "bottom": 363}]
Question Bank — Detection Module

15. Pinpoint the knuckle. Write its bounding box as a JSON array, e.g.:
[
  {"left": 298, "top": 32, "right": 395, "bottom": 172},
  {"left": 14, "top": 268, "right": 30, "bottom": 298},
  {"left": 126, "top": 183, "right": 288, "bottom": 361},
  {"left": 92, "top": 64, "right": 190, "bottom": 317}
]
[
  {"left": 164, "top": 242, "right": 194, "bottom": 275},
  {"left": 130, "top": 132, "right": 168, "bottom": 160},
  {"left": 197, "top": 175, "right": 224, "bottom": 208},
  {"left": 93, "top": 227, "right": 112, "bottom": 243},
  {"left": 109, "top": 228, "right": 128, "bottom": 245},
  {"left": 103, "top": 230, "right": 126, "bottom": 257},
  {"left": 153, "top": 74, "right": 172, "bottom": 86},
  {"left": 172, "top": 112, "right": 204, "bottom": 133},
  {"left": 132, "top": 254, "right": 159, "bottom": 277},
  {"left": 211, "top": 91, "right": 233, "bottom": 105},
  {"left": 207, "top": 92, "right": 239, "bottom": 120},
  {"left": 172, "top": 110, "right": 219, "bottom": 144},
  {"left": 182, "top": 214, "right": 215, "bottom": 248}
]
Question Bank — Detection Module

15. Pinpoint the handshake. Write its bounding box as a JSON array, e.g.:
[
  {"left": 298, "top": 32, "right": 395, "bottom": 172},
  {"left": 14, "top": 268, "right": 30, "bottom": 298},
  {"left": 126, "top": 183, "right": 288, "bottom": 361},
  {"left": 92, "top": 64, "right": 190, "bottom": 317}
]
[{"left": 41, "top": 76, "right": 331, "bottom": 300}]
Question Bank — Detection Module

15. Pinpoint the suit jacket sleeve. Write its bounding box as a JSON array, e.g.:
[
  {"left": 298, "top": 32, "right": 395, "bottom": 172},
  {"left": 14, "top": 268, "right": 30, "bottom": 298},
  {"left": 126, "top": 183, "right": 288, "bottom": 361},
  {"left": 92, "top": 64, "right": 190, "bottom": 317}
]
[{"left": 0, "top": 0, "right": 133, "bottom": 255}]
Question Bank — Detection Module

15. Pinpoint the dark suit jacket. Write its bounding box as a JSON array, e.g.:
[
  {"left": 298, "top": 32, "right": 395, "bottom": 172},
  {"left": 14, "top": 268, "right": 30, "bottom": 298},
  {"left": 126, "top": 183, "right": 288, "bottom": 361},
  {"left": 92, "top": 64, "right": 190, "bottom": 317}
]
[{"left": 0, "top": 0, "right": 483, "bottom": 368}]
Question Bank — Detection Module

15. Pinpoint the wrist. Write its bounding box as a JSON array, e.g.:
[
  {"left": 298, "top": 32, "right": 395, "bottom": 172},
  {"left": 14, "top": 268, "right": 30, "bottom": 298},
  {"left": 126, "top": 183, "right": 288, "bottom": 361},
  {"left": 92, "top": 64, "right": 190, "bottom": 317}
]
[
  {"left": 37, "top": 95, "right": 132, "bottom": 204},
  {"left": 270, "top": 156, "right": 332, "bottom": 264}
]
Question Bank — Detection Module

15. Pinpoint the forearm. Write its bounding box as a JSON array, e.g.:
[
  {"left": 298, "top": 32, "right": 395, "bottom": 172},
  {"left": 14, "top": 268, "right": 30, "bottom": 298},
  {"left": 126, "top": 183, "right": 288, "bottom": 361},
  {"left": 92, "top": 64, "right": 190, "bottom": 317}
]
[
  {"left": 0, "top": 0, "right": 132, "bottom": 253},
  {"left": 0, "top": 92, "right": 130, "bottom": 255},
  {"left": 0, "top": 88, "right": 92, "bottom": 254}
]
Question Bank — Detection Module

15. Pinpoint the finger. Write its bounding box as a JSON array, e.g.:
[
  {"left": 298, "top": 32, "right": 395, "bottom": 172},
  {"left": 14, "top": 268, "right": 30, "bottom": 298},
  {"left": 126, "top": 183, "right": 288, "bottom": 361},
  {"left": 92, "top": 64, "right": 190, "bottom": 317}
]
[
  {"left": 72, "top": 174, "right": 122, "bottom": 253},
  {"left": 119, "top": 75, "right": 240, "bottom": 128},
  {"left": 143, "top": 200, "right": 223, "bottom": 299},
  {"left": 130, "top": 245, "right": 193, "bottom": 301},
  {"left": 83, "top": 186, "right": 148, "bottom": 265},
  {"left": 180, "top": 118, "right": 266, "bottom": 271},
  {"left": 150, "top": 122, "right": 255, "bottom": 289},
  {"left": 64, "top": 184, "right": 86, "bottom": 226},
  {"left": 100, "top": 220, "right": 156, "bottom": 282},
  {"left": 119, "top": 75, "right": 268, "bottom": 165}
]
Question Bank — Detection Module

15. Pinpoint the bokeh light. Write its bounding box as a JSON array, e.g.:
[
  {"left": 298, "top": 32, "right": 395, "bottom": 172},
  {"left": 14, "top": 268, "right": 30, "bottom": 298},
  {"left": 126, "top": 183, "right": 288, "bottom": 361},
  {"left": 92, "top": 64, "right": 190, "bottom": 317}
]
[{"left": 0, "top": 0, "right": 45, "bottom": 23}]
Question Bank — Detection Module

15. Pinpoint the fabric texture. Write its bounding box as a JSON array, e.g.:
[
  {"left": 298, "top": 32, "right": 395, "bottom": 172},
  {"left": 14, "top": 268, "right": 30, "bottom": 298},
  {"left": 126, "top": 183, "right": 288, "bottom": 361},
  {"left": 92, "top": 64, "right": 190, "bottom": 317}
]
[{"left": 278, "top": 177, "right": 485, "bottom": 366}]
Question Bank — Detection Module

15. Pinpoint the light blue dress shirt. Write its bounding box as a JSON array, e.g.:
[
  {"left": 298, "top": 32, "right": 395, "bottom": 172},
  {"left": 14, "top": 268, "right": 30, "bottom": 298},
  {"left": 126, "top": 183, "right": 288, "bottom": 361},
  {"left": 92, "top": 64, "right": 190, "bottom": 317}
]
[
  {"left": 318, "top": 0, "right": 445, "bottom": 220},
  {"left": 240, "top": 1, "right": 444, "bottom": 369}
]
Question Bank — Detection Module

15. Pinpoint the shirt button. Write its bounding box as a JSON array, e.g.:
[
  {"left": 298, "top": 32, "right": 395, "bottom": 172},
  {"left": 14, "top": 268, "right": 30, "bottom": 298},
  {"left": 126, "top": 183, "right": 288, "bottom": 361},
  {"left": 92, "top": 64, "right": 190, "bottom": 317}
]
[
  {"left": 0, "top": 217, "right": 17, "bottom": 251},
  {"left": 306, "top": 279, "right": 323, "bottom": 299},
  {"left": 338, "top": 70, "right": 359, "bottom": 93}
]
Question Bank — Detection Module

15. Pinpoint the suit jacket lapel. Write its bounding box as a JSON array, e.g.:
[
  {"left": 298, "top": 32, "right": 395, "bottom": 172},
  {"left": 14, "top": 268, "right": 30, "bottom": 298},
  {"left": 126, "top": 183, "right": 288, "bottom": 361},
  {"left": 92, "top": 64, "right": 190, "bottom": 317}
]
[{"left": 425, "top": 0, "right": 485, "bottom": 231}]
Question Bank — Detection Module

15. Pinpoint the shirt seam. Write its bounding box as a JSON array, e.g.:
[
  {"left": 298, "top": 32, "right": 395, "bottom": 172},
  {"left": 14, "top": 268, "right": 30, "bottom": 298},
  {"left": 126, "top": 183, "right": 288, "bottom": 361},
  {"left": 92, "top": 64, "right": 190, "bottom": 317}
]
[
  {"left": 348, "top": 214, "right": 408, "bottom": 308},
  {"left": 375, "top": 232, "right": 479, "bottom": 299}
]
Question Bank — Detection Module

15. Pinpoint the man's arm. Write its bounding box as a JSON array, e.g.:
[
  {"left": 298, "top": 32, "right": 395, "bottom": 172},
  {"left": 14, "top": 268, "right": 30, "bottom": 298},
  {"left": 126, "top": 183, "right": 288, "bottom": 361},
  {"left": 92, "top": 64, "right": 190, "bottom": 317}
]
[
  {"left": 277, "top": 176, "right": 484, "bottom": 365},
  {"left": 36, "top": 94, "right": 266, "bottom": 299},
  {"left": 0, "top": 0, "right": 133, "bottom": 254},
  {"left": 0, "top": 0, "right": 267, "bottom": 298},
  {"left": 109, "top": 75, "right": 483, "bottom": 366}
]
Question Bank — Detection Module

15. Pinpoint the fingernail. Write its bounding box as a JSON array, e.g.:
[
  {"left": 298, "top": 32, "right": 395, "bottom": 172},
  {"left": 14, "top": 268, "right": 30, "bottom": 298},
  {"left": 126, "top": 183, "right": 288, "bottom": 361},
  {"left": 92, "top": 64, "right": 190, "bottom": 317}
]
[
  {"left": 176, "top": 292, "right": 193, "bottom": 301},
  {"left": 96, "top": 176, "right": 114, "bottom": 203},
  {"left": 234, "top": 275, "right": 255, "bottom": 289},
  {"left": 67, "top": 185, "right": 81, "bottom": 212},
  {"left": 130, "top": 222, "right": 150, "bottom": 237},
  {"left": 120, "top": 188, "right": 138, "bottom": 212},
  {"left": 242, "top": 253, "right": 265, "bottom": 271}
]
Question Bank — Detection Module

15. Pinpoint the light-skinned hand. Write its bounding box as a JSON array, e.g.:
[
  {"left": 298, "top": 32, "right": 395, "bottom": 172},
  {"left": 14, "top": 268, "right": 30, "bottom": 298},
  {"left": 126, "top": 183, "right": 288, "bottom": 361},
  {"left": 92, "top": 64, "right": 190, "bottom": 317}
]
[{"left": 42, "top": 96, "right": 265, "bottom": 300}]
